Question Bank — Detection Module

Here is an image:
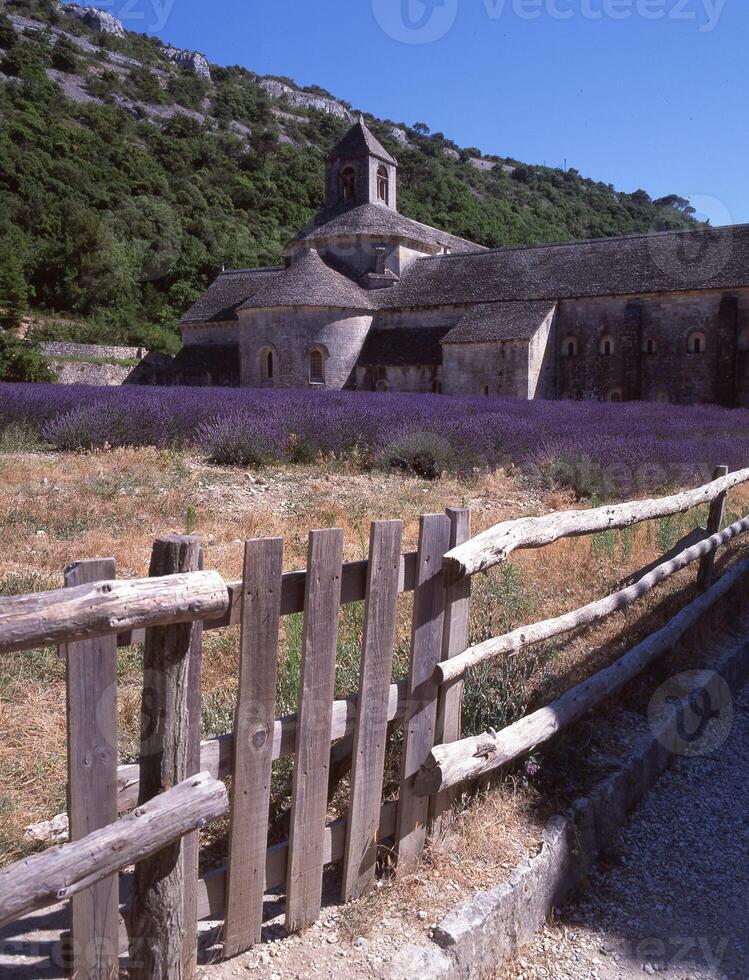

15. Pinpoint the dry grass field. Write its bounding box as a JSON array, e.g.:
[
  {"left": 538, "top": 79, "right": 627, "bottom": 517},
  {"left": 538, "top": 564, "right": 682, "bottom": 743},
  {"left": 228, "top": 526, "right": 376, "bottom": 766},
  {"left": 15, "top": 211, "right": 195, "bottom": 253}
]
[{"left": 1, "top": 445, "right": 747, "bottom": 884}]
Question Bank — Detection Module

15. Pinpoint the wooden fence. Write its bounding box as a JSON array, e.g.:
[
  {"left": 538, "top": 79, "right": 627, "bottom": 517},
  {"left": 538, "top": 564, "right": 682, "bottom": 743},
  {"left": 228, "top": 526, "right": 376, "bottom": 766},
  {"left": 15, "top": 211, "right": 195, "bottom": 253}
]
[{"left": 0, "top": 465, "right": 747, "bottom": 978}]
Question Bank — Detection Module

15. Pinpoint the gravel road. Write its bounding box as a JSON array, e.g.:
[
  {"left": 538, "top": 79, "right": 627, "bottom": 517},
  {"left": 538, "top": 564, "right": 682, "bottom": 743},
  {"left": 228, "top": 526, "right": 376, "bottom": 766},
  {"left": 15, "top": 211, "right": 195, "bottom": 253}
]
[{"left": 505, "top": 683, "right": 749, "bottom": 980}]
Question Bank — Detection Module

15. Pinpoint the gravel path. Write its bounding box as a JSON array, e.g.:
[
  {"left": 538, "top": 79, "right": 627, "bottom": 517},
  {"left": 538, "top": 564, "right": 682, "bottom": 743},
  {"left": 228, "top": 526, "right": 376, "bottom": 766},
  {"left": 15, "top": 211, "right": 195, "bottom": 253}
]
[{"left": 506, "top": 683, "right": 749, "bottom": 980}]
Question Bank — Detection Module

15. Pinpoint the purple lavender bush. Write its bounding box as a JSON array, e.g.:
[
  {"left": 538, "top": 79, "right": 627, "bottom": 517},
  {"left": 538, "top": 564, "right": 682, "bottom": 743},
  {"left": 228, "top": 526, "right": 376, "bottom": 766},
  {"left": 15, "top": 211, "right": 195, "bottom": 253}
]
[{"left": 1, "top": 382, "right": 747, "bottom": 497}]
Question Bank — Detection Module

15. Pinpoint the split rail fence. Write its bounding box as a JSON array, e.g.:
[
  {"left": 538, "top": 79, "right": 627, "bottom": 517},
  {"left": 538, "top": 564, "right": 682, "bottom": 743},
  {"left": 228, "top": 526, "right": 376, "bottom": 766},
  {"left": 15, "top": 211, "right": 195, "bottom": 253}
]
[{"left": 0, "top": 465, "right": 747, "bottom": 978}]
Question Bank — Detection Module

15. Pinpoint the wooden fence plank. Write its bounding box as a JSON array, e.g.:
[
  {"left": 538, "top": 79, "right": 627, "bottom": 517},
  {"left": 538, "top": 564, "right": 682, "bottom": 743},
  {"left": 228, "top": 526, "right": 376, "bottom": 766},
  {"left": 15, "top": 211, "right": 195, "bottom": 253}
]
[
  {"left": 63, "top": 558, "right": 119, "bottom": 980},
  {"left": 224, "top": 539, "right": 284, "bottom": 957},
  {"left": 396, "top": 514, "right": 452, "bottom": 874},
  {"left": 341, "top": 521, "right": 403, "bottom": 902},
  {"left": 286, "top": 529, "right": 344, "bottom": 933},
  {"left": 114, "top": 678, "right": 409, "bottom": 814},
  {"left": 698, "top": 464, "right": 729, "bottom": 589},
  {"left": 431, "top": 509, "right": 472, "bottom": 830},
  {"left": 129, "top": 536, "right": 204, "bottom": 980}
]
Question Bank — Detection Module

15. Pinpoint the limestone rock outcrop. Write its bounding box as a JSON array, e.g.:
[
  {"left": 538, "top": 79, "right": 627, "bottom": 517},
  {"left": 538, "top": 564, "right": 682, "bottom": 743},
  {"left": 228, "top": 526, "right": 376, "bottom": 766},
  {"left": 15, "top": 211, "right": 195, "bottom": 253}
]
[
  {"left": 61, "top": 3, "right": 125, "bottom": 36},
  {"left": 259, "top": 78, "right": 352, "bottom": 122},
  {"left": 164, "top": 47, "right": 212, "bottom": 80}
]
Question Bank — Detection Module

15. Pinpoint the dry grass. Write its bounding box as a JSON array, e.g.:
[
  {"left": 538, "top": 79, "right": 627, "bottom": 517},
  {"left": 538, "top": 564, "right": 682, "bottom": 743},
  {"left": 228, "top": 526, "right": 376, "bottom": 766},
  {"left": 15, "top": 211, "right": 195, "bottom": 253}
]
[{"left": 0, "top": 446, "right": 747, "bottom": 875}]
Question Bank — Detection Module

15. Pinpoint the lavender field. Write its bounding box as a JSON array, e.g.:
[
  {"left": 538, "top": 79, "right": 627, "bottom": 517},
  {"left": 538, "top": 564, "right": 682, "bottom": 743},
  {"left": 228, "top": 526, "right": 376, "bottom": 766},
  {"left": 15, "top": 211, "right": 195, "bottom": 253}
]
[{"left": 1, "top": 383, "right": 746, "bottom": 497}]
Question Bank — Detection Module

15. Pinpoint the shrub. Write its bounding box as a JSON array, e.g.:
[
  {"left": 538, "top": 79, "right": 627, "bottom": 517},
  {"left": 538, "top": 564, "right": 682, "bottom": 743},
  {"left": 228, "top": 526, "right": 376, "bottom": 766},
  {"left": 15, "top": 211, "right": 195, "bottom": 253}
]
[
  {"left": 536, "top": 452, "right": 618, "bottom": 500},
  {"left": 0, "top": 334, "right": 54, "bottom": 383},
  {"left": 195, "top": 413, "right": 279, "bottom": 467},
  {"left": 377, "top": 430, "right": 460, "bottom": 480}
]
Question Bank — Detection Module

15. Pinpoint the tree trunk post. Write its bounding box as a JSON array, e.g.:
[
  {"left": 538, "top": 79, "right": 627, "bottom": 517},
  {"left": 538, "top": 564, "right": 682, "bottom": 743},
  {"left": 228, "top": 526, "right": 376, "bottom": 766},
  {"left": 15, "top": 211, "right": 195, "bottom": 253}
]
[
  {"left": 697, "top": 464, "right": 729, "bottom": 589},
  {"left": 128, "top": 536, "right": 204, "bottom": 980}
]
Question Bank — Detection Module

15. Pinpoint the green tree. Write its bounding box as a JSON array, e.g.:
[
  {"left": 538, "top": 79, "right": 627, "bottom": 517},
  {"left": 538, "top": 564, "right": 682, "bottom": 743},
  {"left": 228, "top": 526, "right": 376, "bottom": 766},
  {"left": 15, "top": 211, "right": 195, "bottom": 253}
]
[
  {"left": 0, "top": 10, "right": 16, "bottom": 48},
  {"left": 0, "top": 245, "right": 28, "bottom": 331},
  {"left": 0, "top": 332, "right": 55, "bottom": 382},
  {"left": 51, "top": 34, "right": 81, "bottom": 74}
]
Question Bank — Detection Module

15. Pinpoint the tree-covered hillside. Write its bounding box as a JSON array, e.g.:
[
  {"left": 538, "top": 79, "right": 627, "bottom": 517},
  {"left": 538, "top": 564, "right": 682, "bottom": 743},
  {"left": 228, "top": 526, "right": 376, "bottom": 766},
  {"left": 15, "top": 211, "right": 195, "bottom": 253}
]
[{"left": 0, "top": 0, "right": 701, "bottom": 352}]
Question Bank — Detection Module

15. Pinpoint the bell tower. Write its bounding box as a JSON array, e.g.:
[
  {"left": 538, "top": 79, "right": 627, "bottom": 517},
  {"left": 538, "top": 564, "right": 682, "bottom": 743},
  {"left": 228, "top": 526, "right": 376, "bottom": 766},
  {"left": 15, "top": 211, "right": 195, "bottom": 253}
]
[{"left": 325, "top": 116, "right": 398, "bottom": 211}]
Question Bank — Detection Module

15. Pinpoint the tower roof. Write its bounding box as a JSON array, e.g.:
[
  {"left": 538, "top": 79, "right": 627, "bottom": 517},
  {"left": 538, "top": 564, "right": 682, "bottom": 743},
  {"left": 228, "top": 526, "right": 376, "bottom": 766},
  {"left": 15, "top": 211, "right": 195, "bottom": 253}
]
[
  {"left": 326, "top": 117, "right": 397, "bottom": 167},
  {"left": 238, "top": 248, "right": 374, "bottom": 311}
]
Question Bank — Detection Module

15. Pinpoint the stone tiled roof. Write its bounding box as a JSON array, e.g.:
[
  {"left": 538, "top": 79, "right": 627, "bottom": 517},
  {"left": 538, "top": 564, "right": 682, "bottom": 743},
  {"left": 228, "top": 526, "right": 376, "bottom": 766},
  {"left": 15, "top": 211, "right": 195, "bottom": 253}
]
[
  {"left": 239, "top": 248, "right": 374, "bottom": 311},
  {"left": 290, "top": 202, "right": 485, "bottom": 255},
  {"left": 183, "top": 224, "right": 749, "bottom": 327},
  {"left": 327, "top": 118, "right": 397, "bottom": 166},
  {"left": 358, "top": 327, "right": 449, "bottom": 366},
  {"left": 441, "top": 301, "right": 556, "bottom": 344},
  {"left": 383, "top": 224, "right": 749, "bottom": 308},
  {"left": 181, "top": 267, "right": 284, "bottom": 324}
]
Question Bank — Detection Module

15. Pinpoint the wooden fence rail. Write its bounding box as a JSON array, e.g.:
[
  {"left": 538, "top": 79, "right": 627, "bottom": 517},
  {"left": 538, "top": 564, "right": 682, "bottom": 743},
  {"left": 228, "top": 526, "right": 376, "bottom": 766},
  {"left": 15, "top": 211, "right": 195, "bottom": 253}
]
[
  {"left": 437, "top": 511, "right": 749, "bottom": 685},
  {"left": 443, "top": 465, "right": 749, "bottom": 581},
  {"left": 1, "top": 466, "right": 747, "bottom": 979},
  {"left": 415, "top": 557, "right": 749, "bottom": 796},
  {"left": 0, "top": 773, "right": 226, "bottom": 929}
]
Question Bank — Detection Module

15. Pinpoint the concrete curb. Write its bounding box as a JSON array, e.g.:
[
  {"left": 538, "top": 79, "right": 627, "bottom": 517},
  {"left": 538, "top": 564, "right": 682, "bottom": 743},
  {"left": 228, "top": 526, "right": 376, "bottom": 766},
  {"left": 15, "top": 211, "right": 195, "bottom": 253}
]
[{"left": 389, "top": 627, "right": 749, "bottom": 979}]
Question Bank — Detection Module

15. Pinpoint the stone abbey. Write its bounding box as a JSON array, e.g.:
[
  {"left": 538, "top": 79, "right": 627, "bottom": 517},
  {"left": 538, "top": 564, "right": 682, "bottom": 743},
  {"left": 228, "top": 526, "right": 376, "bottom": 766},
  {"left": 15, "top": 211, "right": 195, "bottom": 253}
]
[{"left": 179, "top": 118, "right": 749, "bottom": 405}]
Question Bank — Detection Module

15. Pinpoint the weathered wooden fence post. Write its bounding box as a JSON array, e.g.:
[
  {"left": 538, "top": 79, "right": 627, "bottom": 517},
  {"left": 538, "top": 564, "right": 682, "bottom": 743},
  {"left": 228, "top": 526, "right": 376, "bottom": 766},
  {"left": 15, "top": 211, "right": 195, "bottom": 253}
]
[
  {"left": 286, "top": 528, "right": 344, "bottom": 933},
  {"left": 129, "top": 536, "right": 204, "bottom": 980},
  {"left": 341, "top": 520, "right": 403, "bottom": 902},
  {"left": 698, "top": 464, "right": 729, "bottom": 589},
  {"left": 431, "top": 507, "right": 472, "bottom": 832},
  {"left": 63, "top": 558, "right": 119, "bottom": 980},
  {"left": 396, "top": 513, "right": 451, "bottom": 874},
  {"left": 224, "top": 538, "right": 284, "bottom": 957}
]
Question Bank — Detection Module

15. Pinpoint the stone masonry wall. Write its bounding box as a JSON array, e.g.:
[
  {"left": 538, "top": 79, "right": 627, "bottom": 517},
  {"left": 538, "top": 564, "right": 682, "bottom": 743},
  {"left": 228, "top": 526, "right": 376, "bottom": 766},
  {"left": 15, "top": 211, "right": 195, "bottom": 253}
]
[
  {"left": 442, "top": 340, "right": 531, "bottom": 398},
  {"left": 555, "top": 289, "right": 749, "bottom": 405},
  {"left": 40, "top": 341, "right": 145, "bottom": 360},
  {"left": 238, "top": 307, "right": 373, "bottom": 388}
]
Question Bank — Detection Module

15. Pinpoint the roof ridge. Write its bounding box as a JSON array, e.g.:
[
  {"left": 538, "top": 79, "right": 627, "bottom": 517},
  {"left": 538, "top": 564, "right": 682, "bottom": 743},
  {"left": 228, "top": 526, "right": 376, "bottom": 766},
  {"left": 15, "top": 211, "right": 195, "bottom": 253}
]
[
  {"left": 412, "top": 222, "right": 746, "bottom": 263},
  {"left": 219, "top": 265, "right": 285, "bottom": 276}
]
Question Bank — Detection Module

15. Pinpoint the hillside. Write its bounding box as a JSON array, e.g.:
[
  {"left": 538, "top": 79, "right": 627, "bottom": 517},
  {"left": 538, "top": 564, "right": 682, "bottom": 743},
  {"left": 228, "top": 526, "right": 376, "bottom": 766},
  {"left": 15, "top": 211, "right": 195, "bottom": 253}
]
[{"left": 0, "top": 0, "right": 701, "bottom": 352}]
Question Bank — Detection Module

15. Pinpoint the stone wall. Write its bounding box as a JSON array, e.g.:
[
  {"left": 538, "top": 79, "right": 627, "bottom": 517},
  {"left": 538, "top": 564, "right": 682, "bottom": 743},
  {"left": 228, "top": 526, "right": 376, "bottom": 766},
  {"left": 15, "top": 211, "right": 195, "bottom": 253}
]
[
  {"left": 181, "top": 323, "right": 238, "bottom": 347},
  {"left": 40, "top": 341, "right": 145, "bottom": 361},
  {"left": 353, "top": 364, "right": 441, "bottom": 394},
  {"left": 442, "top": 340, "right": 532, "bottom": 398},
  {"left": 41, "top": 341, "right": 148, "bottom": 387},
  {"left": 238, "top": 308, "right": 373, "bottom": 388},
  {"left": 555, "top": 289, "right": 749, "bottom": 405},
  {"left": 48, "top": 360, "right": 134, "bottom": 386}
]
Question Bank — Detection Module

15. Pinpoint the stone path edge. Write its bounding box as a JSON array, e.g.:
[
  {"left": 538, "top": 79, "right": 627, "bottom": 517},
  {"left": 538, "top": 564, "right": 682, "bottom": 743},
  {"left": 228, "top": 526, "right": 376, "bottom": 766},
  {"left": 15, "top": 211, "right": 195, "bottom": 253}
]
[{"left": 388, "top": 622, "right": 749, "bottom": 979}]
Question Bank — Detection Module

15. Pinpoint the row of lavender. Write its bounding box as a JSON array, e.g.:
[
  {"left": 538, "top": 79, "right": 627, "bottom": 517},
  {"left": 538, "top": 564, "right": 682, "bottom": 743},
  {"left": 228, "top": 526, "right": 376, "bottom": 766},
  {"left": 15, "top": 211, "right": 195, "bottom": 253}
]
[{"left": 1, "top": 383, "right": 747, "bottom": 495}]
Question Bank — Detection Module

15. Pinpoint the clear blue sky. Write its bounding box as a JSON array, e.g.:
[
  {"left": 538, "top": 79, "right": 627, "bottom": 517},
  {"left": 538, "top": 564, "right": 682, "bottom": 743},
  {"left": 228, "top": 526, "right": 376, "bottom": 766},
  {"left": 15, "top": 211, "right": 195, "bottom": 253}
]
[{"left": 91, "top": 0, "right": 747, "bottom": 225}]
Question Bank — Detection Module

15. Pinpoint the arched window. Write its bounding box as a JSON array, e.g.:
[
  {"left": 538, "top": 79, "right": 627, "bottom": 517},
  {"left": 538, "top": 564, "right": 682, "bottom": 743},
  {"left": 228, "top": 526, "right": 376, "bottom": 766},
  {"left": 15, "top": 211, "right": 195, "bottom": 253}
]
[
  {"left": 260, "top": 348, "right": 275, "bottom": 385},
  {"left": 643, "top": 337, "right": 657, "bottom": 355},
  {"left": 688, "top": 331, "right": 706, "bottom": 354},
  {"left": 309, "top": 348, "right": 325, "bottom": 384},
  {"left": 563, "top": 336, "right": 578, "bottom": 358},
  {"left": 607, "top": 388, "right": 623, "bottom": 403},
  {"left": 481, "top": 385, "right": 490, "bottom": 397},
  {"left": 377, "top": 165, "right": 389, "bottom": 204},
  {"left": 599, "top": 335, "right": 614, "bottom": 357},
  {"left": 341, "top": 166, "right": 356, "bottom": 202}
]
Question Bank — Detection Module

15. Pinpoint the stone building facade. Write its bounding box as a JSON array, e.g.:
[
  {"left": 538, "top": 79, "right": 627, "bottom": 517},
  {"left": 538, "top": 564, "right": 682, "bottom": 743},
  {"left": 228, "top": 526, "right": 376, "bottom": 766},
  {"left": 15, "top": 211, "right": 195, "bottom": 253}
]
[{"left": 180, "top": 118, "right": 749, "bottom": 406}]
